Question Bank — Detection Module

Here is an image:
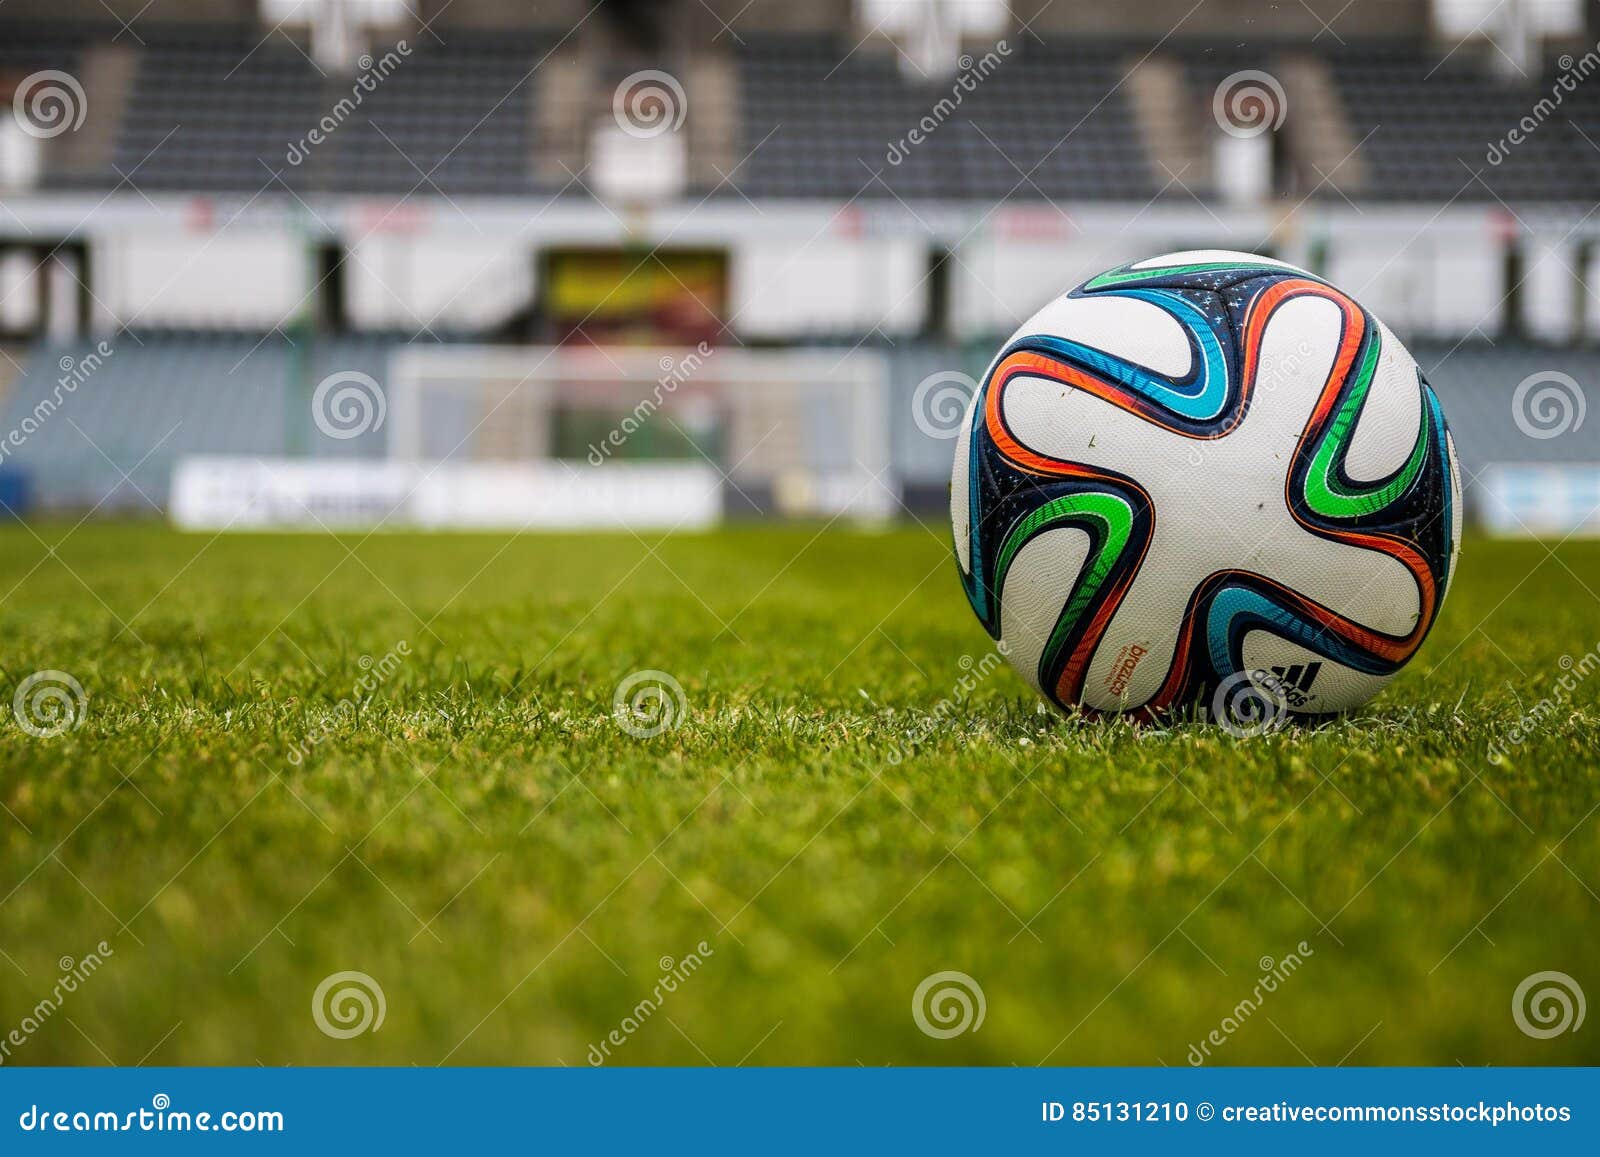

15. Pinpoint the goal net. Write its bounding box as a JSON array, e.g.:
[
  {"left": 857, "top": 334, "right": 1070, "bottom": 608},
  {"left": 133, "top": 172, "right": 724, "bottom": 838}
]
[{"left": 386, "top": 344, "right": 896, "bottom": 523}]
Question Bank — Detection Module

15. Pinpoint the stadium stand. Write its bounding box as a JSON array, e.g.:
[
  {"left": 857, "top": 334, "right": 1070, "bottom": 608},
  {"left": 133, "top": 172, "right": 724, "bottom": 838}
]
[
  {"left": 736, "top": 38, "right": 1155, "bottom": 200},
  {"left": 113, "top": 29, "right": 325, "bottom": 194},
  {"left": 1, "top": 3, "right": 1597, "bottom": 522},
  {"left": 113, "top": 27, "right": 553, "bottom": 196},
  {"left": 0, "top": 26, "right": 82, "bottom": 87},
  {"left": 1328, "top": 44, "right": 1600, "bottom": 202},
  {"left": 2, "top": 329, "right": 1596, "bottom": 513},
  {"left": 0, "top": 333, "right": 393, "bottom": 510},
  {"left": 1412, "top": 339, "right": 1600, "bottom": 469},
  {"left": 13, "top": 23, "right": 1599, "bottom": 203}
]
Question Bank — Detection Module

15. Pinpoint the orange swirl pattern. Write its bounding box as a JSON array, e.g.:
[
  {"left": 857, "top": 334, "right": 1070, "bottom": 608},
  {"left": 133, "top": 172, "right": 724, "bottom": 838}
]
[
  {"left": 981, "top": 277, "right": 1441, "bottom": 716},
  {"left": 979, "top": 354, "right": 1155, "bottom": 707},
  {"left": 1142, "top": 278, "right": 1440, "bottom": 713}
]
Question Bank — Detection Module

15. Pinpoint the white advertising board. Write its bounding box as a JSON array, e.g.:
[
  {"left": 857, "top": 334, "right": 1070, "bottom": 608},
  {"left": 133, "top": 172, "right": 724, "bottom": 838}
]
[
  {"left": 170, "top": 457, "right": 722, "bottom": 532},
  {"left": 1477, "top": 464, "right": 1600, "bottom": 537}
]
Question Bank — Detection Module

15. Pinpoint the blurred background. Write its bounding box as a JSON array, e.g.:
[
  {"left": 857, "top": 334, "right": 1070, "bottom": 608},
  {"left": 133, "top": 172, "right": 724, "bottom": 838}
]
[{"left": 0, "top": 0, "right": 1597, "bottom": 536}]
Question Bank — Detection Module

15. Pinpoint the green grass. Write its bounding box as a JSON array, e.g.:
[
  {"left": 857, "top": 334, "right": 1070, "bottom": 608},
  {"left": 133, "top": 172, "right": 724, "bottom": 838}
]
[{"left": 0, "top": 521, "right": 1597, "bottom": 1067}]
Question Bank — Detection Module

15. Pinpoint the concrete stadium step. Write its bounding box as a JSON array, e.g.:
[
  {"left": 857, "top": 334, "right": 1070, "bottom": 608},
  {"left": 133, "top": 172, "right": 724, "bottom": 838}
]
[
  {"left": 537, "top": 49, "right": 589, "bottom": 188},
  {"left": 44, "top": 40, "right": 136, "bottom": 184},
  {"left": 685, "top": 53, "right": 739, "bottom": 191},
  {"left": 1276, "top": 53, "right": 1367, "bottom": 198},
  {"left": 1124, "top": 54, "right": 1207, "bottom": 193}
]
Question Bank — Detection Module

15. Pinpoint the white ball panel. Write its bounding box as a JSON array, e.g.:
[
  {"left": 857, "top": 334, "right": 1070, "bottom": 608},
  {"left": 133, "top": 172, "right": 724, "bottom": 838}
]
[
  {"left": 951, "top": 394, "right": 978, "bottom": 574},
  {"left": 997, "top": 526, "right": 1092, "bottom": 695},
  {"left": 1131, "top": 249, "right": 1308, "bottom": 275},
  {"left": 957, "top": 253, "right": 1457, "bottom": 720},
  {"left": 1444, "top": 429, "right": 1464, "bottom": 603},
  {"left": 1239, "top": 630, "right": 1396, "bottom": 715},
  {"left": 1226, "top": 296, "right": 1421, "bottom": 637},
  {"left": 1344, "top": 318, "right": 1423, "bottom": 483},
  {"left": 1008, "top": 294, "right": 1193, "bottom": 377},
  {"left": 1001, "top": 291, "right": 1421, "bottom": 710}
]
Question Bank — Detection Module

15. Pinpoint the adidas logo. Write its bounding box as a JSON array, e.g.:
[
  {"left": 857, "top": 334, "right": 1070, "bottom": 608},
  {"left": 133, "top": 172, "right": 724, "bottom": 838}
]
[{"left": 1267, "top": 662, "right": 1323, "bottom": 708}]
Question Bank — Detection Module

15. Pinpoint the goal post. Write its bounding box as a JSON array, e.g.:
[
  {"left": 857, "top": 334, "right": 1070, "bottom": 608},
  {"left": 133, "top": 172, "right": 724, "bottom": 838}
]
[{"left": 385, "top": 344, "right": 896, "bottom": 524}]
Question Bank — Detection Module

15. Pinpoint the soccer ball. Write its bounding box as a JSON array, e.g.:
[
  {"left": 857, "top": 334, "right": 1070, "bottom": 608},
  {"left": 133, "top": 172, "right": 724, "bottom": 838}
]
[{"left": 950, "top": 250, "right": 1461, "bottom": 728}]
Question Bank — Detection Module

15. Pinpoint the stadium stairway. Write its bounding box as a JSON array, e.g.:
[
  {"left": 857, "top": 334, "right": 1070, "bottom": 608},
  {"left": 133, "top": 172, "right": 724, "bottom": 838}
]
[
  {"left": 535, "top": 49, "right": 589, "bottom": 189},
  {"left": 684, "top": 52, "right": 740, "bottom": 192},
  {"left": 43, "top": 39, "right": 136, "bottom": 187},
  {"left": 1123, "top": 54, "right": 1204, "bottom": 191},
  {"left": 1275, "top": 53, "right": 1368, "bottom": 199}
]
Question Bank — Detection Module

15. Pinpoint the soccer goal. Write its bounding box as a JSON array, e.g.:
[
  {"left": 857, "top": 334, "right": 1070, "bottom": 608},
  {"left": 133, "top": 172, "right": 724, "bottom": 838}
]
[{"left": 386, "top": 343, "right": 896, "bottom": 524}]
